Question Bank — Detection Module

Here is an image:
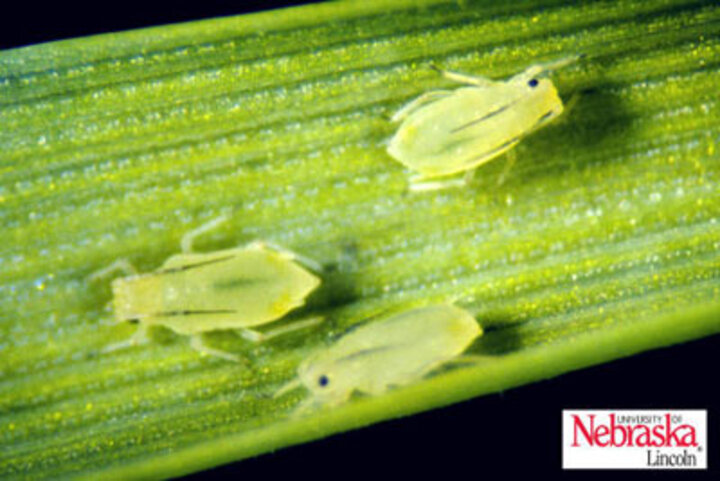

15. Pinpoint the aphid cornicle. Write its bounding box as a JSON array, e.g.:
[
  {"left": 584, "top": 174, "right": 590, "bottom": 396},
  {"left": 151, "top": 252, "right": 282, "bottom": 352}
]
[
  {"left": 90, "top": 215, "right": 322, "bottom": 361},
  {"left": 386, "top": 57, "right": 578, "bottom": 190},
  {"left": 275, "top": 304, "right": 483, "bottom": 411}
]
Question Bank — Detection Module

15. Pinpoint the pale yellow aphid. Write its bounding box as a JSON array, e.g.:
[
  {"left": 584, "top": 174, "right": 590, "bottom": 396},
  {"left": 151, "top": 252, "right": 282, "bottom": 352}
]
[
  {"left": 275, "top": 304, "right": 482, "bottom": 411},
  {"left": 386, "top": 56, "right": 578, "bottom": 190},
  {"left": 90, "top": 215, "right": 322, "bottom": 361}
]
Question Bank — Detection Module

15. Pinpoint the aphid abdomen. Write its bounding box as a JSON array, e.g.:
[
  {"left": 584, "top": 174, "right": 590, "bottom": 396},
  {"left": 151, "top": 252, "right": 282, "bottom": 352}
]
[{"left": 149, "top": 248, "right": 319, "bottom": 335}]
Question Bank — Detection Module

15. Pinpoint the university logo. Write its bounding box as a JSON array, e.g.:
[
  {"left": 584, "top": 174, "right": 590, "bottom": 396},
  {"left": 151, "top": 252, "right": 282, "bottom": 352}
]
[{"left": 562, "top": 410, "right": 707, "bottom": 469}]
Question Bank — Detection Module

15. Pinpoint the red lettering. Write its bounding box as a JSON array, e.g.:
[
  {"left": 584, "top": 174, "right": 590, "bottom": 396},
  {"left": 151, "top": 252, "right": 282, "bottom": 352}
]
[
  {"left": 651, "top": 425, "right": 664, "bottom": 447},
  {"left": 609, "top": 415, "right": 627, "bottom": 446},
  {"left": 568, "top": 413, "right": 699, "bottom": 448},
  {"left": 596, "top": 424, "right": 609, "bottom": 446},
  {"left": 572, "top": 414, "right": 595, "bottom": 447}
]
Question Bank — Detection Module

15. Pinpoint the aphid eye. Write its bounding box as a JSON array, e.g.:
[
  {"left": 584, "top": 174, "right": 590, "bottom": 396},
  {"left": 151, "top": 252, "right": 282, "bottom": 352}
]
[
  {"left": 528, "top": 78, "right": 539, "bottom": 88},
  {"left": 318, "top": 375, "right": 330, "bottom": 387}
]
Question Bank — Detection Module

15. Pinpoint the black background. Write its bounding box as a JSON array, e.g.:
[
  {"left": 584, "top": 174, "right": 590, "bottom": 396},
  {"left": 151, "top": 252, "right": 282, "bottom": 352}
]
[
  {"left": 3, "top": 1, "right": 718, "bottom": 479},
  {"left": 0, "top": 1, "right": 313, "bottom": 50}
]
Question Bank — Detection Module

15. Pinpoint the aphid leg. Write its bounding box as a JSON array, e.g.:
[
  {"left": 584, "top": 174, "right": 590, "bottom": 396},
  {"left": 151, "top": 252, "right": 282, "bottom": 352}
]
[
  {"left": 181, "top": 213, "right": 230, "bottom": 253},
  {"left": 289, "top": 397, "right": 318, "bottom": 417},
  {"left": 189, "top": 334, "right": 241, "bottom": 362},
  {"left": 102, "top": 324, "right": 150, "bottom": 353},
  {"left": 430, "top": 63, "right": 495, "bottom": 87},
  {"left": 496, "top": 149, "right": 517, "bottom": 186},
  {"left": 273, "top": 378, "right": 302, "bottom": 399},
  {"left": 408, "top": 175, "right": 466, "bottom": 192},
  {"left": 564, "top": 92, "right": 580, "bottom": 115},
  {"left": 247, "top": 240, "right": 323, "bottom": 273},
  {"left": 553, "top": 92, "right": 580, "bottom": 125},
  {"left": 391, "top": 90, "right": 453, "bottom": 122},
  {"left": 87, "top": 258, "right": 138, "bottom": 282},
  {"left": 463, "top": 169, "right": 476, "bottom": 187},
  {"left": 238, "top": 316, "right": 324, "bottom": 343}
]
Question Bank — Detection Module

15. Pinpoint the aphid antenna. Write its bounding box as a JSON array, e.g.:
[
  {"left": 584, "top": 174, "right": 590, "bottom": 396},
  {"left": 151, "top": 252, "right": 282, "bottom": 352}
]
[
  {"left": 274, "top": 378, "right": 303, "bottom": 398},
  {"left": 181, "top": 211, "right": 233, "bottom": 253}
]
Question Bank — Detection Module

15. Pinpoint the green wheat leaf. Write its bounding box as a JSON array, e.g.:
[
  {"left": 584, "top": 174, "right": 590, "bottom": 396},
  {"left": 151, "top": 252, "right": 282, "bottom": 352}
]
[{"left": 2, "top": 0, "right": 719, "bottom": 478}]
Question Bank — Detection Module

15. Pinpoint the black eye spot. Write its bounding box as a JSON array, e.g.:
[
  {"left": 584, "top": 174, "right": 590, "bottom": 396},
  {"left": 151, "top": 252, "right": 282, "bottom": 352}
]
[
  {"left": 318, "top": 375, "right": 329, "bottom": 387},
  {"left": 528, "top": 78, "right": 539, "bottom": 88}
]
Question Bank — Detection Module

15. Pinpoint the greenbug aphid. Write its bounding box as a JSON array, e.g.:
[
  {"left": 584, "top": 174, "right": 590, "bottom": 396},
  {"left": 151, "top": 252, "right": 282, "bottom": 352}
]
[
  {"left": 275, "top": 304, "right": 482, "bottom": 411},
  {"left": 90, "top": 215, "right": 322, "bottom": 361},
  {"left": 386, "top": 56, "right": 578, "bottom": 190}
]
